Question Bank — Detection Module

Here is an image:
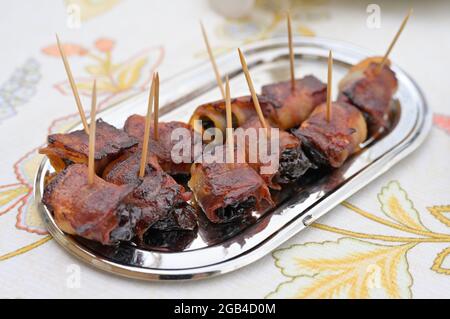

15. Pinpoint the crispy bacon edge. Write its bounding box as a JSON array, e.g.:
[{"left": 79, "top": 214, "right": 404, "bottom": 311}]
[
  {"left": 294, "top": 101, "right": 367, "bottom": 168},
  {"left": 42, "top": 164, "right": 134, "bottom": 245},
  {"left": 39, "top": 119, "right": 138, "bottom": 174},
  {"left": 261, "top": 75, "right": 327, "bottom": 130}
]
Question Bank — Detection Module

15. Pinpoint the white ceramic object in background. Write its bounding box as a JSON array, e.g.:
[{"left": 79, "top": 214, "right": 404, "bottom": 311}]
[{"left": 209, "top": 0, "right": 255, "bottom": 19}]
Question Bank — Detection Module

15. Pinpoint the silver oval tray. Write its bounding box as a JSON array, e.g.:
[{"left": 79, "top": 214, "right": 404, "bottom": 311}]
[{"left": 34, "top": 37, "right": 431, "bottom": 281}]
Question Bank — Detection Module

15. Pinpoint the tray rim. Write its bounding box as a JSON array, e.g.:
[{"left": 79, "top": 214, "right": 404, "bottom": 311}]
[{"left": 34, "top": 36, "right": 432, "bottom": 281}]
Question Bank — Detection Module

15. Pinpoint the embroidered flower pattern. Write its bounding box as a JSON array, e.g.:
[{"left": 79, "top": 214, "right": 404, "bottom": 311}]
[
  {"left": 269, "top": 181, "right": 450, "bottom": 298},
  {"left": 0, "top": 59, "right": 41, "bottom": 123}
]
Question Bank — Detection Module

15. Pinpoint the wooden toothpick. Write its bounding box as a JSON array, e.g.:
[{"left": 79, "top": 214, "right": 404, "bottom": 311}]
[
  {"left": 225, "top": 76, "right": 234, "bottom": 161},
  {"left": 287, "top": 12, "right": 296, "bottom": 89},
  {"left": 153, "top": 72, "right": 160, "bottom": 141},
  {"left": 56, "top": 34, "right": 89, "bottom": 134},
  {"left": 88, "top": 79, "right": 97, "bottom": 184},
  {"left": 200, "top": 21, "right": 225, "bottom": 99},
  {"left": 379, "top": 8, "right": 412, "bottom": 70},
  {"left": 326, "top": 50, "right": 333, "bottom": 123},
  {"left": 237, "top": 48, "right": 268, "bottom": 130},
  {"left": 139, "top": 73, "right": 156, "bottom": 178}
]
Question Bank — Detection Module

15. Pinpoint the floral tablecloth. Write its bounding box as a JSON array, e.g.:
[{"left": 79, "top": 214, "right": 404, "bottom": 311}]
[{"left": 1, "top": 0, "right": 449, "bottom": 299}]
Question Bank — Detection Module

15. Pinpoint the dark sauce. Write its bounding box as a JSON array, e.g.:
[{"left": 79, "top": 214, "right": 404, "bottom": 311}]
[{"left": 141, "top": 229, "right": 198, "bottom": 252}]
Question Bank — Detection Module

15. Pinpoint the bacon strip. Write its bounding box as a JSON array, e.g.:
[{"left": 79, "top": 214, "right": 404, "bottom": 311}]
[
  {"left": 261, "top": 75, "right": 327, "bottom": 130},
  {"left": 103, "top": 150, "right": 197, "bottom": 239},
  {"left": 124, "top": 115, "right": 193, "bottom": 175},
  {"left": 238, "top": 117, "right": 312, "bottom": 189},
  {"left": 189, "top": 95, "right": 278, "bottom": 134},
  {"left": 188, "top": 145, "right": 274, "bottom": 223},
  {"left": 338, "top": 58, "right": 398, "bottom": 134},
  {"left": 39, "top": 119, "right": 138, "bottom": 174},
  {"left": 42, "top": 164, "right": 134, "bottom": 245},
  {"left": 294, "top": 101, "right": 367, "bottom": 168}
]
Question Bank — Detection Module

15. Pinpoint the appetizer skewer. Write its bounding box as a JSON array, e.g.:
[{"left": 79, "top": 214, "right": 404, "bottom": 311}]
[
  {"left": 40, "top": 37, "right": 139, "bottom": 175},
  {"left": 189, "top": 75, "right": 326, "bottom": 133},
  {"left": 55, "top": 34, "right": 89, "bottom": 134},
  {"left": 139, "top": 72, "right": 157, "bottom": 178},
  {"left": 294, "top": 51, "right": 368, "bottom": 168},
  {"left": 39, "top": 119, "right": 138, "bottom": 175},
  {"left": 238, "top": 48, "right": 269, "bottom": 131},
  {"left": 88, "top": 80, "right": 97, "bottom": 183},
  {"left": 39, "top": 119, "right": 138, "bottom": 174},
  {"left": 103, "top": 150, "right": 197, "bottom": 240},
  {"left": 188, "top": 78, "right": 274, "bottom": 223},
  {"left": 237, "top": 48, "right": 313, "bottom": 189},
  {"left": 123, "top": 72, "right": 195, "bottom": 176},
  {"left": 260, "top": 14, "right": 327, "bottom": 130},
  {"left": 192, "top": 17, "right": 326, "bottom": 132},
  {"left": 338, "top": 9, "right": 411, "bottom": 134},
  {"left": 189, "top": 95, "right": 277, "bottom": 135},
  {"left": 103, "top": 73, "right": 197, "bottom": 239},
  {"left": 261, "top": 75, "right": 327, "bottom": 130},
  {"left": 338, "top": 59, "right": 397, "bottom": 134},
  {"left": 188, "top": 145, "right": 274, "bottom": 223},
  {"left": 124, "top": 115, "right": 194, "bottom": 175},
  {"left": 239, "top": 117, "right": 312, "bottom": 189},
  {"left": 287, "top": 12, "right": 296, "bottom": 89},
  {"left": 294, "top": 101, "right": 368, "bottom": 168},
  {"left": 200, "top": 21, "right": 225, "bottom": 99},
  {"left": 43, "top": 163, "right": 135, "bottom": 245},
  {"left": 43, "top": 82, "right": 136, "bottom": 245}
]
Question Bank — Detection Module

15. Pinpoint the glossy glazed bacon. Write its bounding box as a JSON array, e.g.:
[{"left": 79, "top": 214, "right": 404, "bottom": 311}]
[
  {"left": 238, "top": 117, "right": 312, "bottom": 189},
  {"left": 261, "top": 75, "right": 327, "bottom": 130},
  {"left": 189, "top": 95, "right": 278, "bottom": 134},
  {"left": 103, "top": 150, "right": 197, "bottom": 239},
  {"left": 124, "top": 114, "right": 193, "bottom": 175},
  {"left": 39, "top": 119, "right": 138, "bottom": 174},
  {"left": 338, "top": 57, "right": 398, "bottom": 133},
  {"left": 42, "top": 164, "right": 134, "bottom": 245},
  {"left": 188, "top": 145, "right": 274, "bottom": 223},
  {"left": 102, "top": 147, "right": 161, "bottom": 185},
  {"left": 294, "top": 101, "right": 367, "bottom": 168},
  {"left": 119, "top": 170, "right": 197, "bottom": 240}
]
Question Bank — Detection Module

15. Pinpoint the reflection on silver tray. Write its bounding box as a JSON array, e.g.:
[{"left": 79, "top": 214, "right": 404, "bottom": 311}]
[{"left": 34, "top": 37, "right": 431, "bottom": 281}]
